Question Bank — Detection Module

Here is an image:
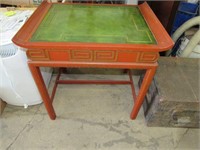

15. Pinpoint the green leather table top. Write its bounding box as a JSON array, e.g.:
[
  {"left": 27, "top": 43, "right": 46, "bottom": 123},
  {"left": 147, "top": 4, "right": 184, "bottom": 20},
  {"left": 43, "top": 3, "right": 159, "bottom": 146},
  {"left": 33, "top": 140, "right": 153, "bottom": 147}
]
[{"left": 30, "top": 4, "right": 156, "bottom": 44}]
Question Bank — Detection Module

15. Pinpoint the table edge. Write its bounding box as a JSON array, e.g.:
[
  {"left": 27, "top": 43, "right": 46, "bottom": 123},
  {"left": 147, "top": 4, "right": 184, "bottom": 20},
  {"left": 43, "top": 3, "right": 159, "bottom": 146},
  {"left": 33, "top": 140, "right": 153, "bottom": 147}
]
[{"left": 12, "top": 1, "right": 174, "bottom": 52}]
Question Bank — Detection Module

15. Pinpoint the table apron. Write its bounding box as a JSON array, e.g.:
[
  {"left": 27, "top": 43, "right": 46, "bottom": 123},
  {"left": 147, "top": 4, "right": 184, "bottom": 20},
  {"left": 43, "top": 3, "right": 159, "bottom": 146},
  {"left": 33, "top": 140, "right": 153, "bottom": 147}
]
[
  {"left": 28, "top": 61, "right": 158, "bottom": 69},
  {"left": 26, "top": 49, "right": 159, "bottom": 63}
]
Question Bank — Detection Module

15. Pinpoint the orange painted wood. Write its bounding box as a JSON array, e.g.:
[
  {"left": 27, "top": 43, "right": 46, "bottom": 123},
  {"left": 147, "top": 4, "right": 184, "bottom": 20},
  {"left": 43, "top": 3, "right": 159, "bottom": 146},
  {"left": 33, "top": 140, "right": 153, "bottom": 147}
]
[
  {"left": 130, "top": 65, "right": 157, "bottom": 119},
  {"left": 28, "top": 63, "right": 56, "bottom": 120}
]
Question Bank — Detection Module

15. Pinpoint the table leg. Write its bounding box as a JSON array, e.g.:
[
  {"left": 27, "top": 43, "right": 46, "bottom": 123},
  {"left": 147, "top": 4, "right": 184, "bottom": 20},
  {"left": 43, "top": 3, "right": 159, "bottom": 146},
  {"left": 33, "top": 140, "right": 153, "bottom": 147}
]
[
  {"left": 51, "top": 68, "right": 63, "bottom": 102},
  {"left": 28, "top": 62, "right": 56, "bottom": 120},
  {"left": 128, "top": 69, "right": 137, "bottom": 101},
  {"left": 130, "top": 66, "right": 157, "bottom": 119}
]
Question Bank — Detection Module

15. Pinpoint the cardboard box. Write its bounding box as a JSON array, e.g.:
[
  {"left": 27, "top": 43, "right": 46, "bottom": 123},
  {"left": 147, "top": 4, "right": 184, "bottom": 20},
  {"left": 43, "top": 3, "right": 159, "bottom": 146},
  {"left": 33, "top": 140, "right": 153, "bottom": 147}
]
[{"left": 140, "top": 57, "right": 200, "bottom": 128}]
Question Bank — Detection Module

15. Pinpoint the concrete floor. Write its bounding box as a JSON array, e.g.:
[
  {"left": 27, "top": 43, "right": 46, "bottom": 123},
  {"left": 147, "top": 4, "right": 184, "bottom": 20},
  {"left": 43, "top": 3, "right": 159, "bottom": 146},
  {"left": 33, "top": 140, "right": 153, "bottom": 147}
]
[{"left": 0, "top": 74, "right": 199, "bottom": 150}]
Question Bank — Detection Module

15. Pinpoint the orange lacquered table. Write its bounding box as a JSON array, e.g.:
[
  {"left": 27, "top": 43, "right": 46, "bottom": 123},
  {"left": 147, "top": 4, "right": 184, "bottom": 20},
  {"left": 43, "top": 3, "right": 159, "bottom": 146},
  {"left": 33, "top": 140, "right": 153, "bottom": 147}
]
[{"left": 12, "top": 1, "right": 174, "bottom": 120}]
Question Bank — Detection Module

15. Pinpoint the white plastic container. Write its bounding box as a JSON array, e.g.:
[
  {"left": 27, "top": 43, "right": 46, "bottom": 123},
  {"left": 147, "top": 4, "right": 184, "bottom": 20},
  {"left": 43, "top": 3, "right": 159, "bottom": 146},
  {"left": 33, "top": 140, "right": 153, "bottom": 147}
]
[{"left": 0, "top": 46, "right": 52, "bottom": 107}]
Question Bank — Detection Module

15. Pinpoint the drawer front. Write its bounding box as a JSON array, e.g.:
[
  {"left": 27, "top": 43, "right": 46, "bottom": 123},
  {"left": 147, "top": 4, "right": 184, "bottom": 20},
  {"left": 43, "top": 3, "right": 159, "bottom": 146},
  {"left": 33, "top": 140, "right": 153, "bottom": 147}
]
[{"left": 27, "top": 49, "right": 159, "bottom": 63}]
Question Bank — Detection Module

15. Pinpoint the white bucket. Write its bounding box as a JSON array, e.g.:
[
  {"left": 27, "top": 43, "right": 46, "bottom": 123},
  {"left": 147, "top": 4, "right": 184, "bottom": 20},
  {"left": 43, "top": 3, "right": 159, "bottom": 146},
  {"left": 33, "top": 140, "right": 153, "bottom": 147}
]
[{"left": 0, "top": 46, "right": 52, "bottom": 107}]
